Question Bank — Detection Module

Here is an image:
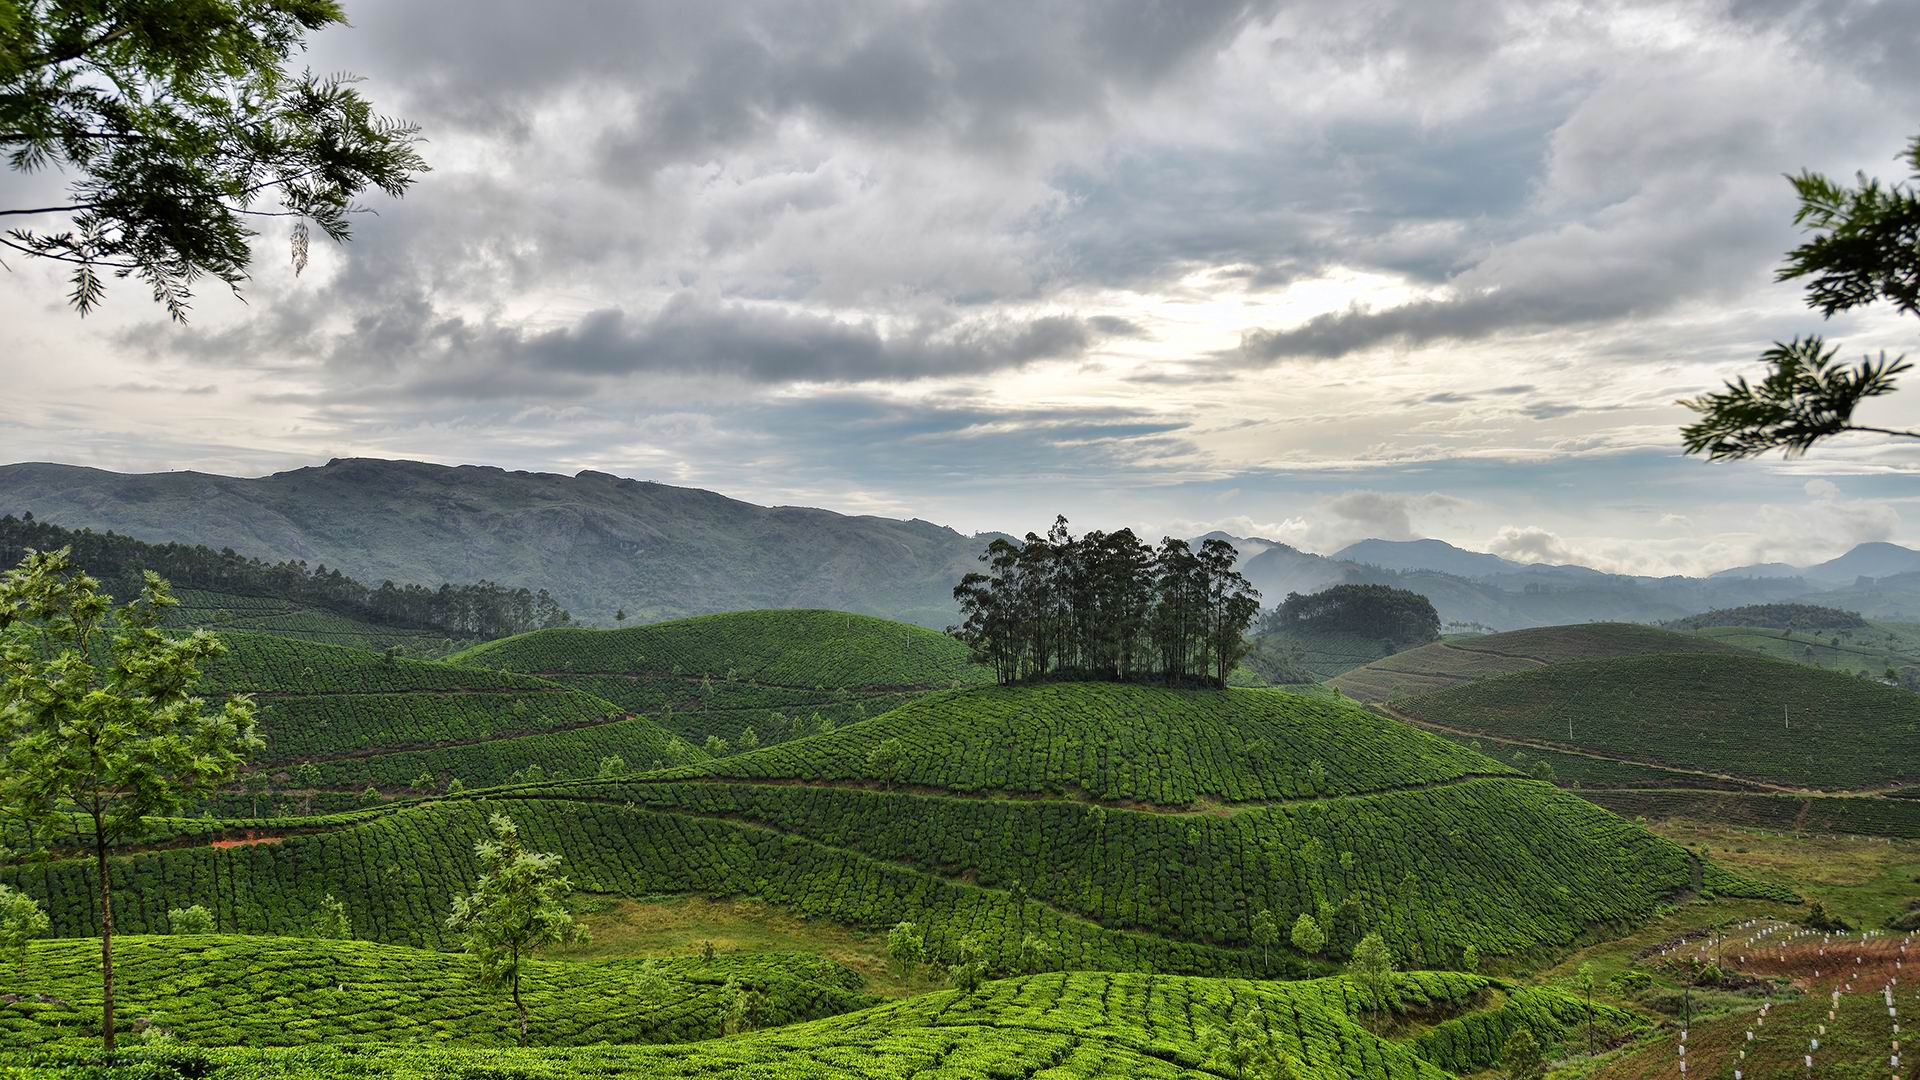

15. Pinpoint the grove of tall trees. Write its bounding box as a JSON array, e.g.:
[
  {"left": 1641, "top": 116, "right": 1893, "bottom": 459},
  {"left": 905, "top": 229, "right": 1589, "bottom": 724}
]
[{"left": 951, "top": 518, "right": 1261, "bottom": 687}]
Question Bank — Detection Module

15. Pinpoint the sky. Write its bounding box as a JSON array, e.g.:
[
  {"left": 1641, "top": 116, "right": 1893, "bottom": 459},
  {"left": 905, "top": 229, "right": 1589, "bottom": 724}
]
[{"left": 4, "top": 0, "right": 1919, "bottom": 576}]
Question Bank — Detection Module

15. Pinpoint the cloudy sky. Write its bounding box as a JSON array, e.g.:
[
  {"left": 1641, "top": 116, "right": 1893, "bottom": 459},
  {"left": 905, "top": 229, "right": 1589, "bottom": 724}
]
[{"left": 4, "top": 0, "right": 1919, "bottom": 575}]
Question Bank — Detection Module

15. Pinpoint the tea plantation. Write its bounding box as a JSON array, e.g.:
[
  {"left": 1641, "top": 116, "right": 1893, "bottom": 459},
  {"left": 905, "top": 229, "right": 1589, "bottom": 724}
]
[
  {"left": 201, "top": 633, "right": 703, "bottom": 795},
  {"left": 0, "top": 936, "right": 872, "bottom": 1048},
  {"left": 1393, "top": 652, "right": 1920, "bottom": 790},
  {"left": 1330, "top": 624, "right": 1742, "bottom": 702},
  {"left": 0, "top": 969, "right": 1641, "bottom": 1080},
  {"left": 448, "top": 610, "right": 992, "bottom": 749},
  {"left": 2, "top": 684, "right": 1785, "bottom": 978}
]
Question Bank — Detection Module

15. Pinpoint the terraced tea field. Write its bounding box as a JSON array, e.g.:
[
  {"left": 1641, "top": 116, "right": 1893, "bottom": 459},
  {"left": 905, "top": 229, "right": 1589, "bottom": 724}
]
[
  {"left": 1330, "top": 624, "right": 1740, "bottom": 702},
  {"left": 0, "top": 936, "right": 872, "bottom": 1048},
  {"left": 2, "top": 684, "right": 1787, "bottom": 978},
  {"left": 0, "top": 969, "right": 1643, "bottom": 1080},
  {"left": 1685, "top": 618, "right": 1920, "bottom": 678},
  {"left": 200, "top": 633, "right": 702, "bottom": 798},
  {"left": 1393, "top": 653, "right": 1920, "bottom": 791},
  {"left": 450, "top": 610, "right": 992, "bottom": 749}
]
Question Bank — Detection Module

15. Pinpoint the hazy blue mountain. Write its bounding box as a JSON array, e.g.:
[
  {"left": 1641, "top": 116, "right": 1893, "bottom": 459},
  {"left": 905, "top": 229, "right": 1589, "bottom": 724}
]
[
  {"left": 1803, "top": 542, "right": 1920, "bottom": 583},
  {"left": 0, "top": 459, "right": 989, "bottom": 628},
  {"left": 1712, "top": 543, "right": 1920, "bottom": 584},
  {"left": 4, "top": 457, "right": 1912, "bottom": 632}
]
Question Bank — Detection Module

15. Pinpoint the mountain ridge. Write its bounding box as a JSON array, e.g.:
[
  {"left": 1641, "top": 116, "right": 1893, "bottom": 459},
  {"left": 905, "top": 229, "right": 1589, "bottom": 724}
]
[{"left": 5, "top": 458, "right": 1919, "bottom": 630}]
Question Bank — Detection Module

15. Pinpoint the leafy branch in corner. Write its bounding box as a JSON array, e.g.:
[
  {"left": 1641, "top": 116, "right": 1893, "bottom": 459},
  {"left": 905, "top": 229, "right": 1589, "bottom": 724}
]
[{"left": 1680, "top": 133, "right": 1919, "bottom": 458}]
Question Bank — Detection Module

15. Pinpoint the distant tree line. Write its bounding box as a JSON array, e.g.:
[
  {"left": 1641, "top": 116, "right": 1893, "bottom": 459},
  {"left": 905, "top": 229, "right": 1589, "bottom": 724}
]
[
  {"left": 951, "top": 517, "right": 1261, "bottom": 687},
  {"left": 0, "top": 513, "right": 570, "bottom": 639},
  {"left": 1265, "top": 584, "right": 1440, "bottom": 649},
  {"left": 1666, "top": 603, "right": 1866, "bottom": 632}
]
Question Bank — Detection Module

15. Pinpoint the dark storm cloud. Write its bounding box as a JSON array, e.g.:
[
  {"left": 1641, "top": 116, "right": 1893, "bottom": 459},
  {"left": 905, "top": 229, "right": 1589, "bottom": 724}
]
[
  {"left": 188, "top": 292, "right": 1135, "bottom": 404},
  {"left": 324, "top": 1, "right": 1276, "bottom": 153}
]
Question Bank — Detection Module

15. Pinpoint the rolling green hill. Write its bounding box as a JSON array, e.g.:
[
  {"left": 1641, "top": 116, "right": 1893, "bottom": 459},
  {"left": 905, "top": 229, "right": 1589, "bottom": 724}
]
[
  {"left": 0, "top": 968, "right": 1641, "bottom": 1080},
  {"left": 202, "top": 633, "right": 702, "bottom": 803},
  {"left": 1329, "top": 623, "right": 1742, "bottom": 702},
  {"left": 450, "top": 610, "right": 991, "bottom": 750},
  {"left": 165, "top": 588, "right": 456, "bottom": 653},
  {"left": 2, "top": 684, "right": 1785, "bottom": 979},
  {"left": 1684, "top": 619, "right": 1920, "bottom": 680},
  {"left": 0, "top": 936, "right": 871, "bottom": 1049},
  {"left": 1392, "top": 652, "right": 1920, "bottom": 791}
]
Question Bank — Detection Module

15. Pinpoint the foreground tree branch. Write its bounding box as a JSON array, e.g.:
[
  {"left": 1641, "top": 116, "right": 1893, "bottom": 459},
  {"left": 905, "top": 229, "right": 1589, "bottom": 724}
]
[
  {"left": 0, "top": 1, "right": 427, "bottom": 320},
  {"left": 1681, "top": 134, "right": 1919, "bottom": 458}
]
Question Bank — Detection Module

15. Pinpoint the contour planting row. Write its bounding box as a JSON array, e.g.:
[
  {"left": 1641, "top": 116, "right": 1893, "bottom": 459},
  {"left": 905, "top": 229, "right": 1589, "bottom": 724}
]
[
  {"left": 678, "top": 684, "right": 1508, "bottom": 805},
  {"left": 0, "top": 936, "right": 872, "bottom": 1049},
  {"left": 0, "top": 971, "right": 1643, "bottom": 1080},
  {"left": 4, "top": 776, "right": 1785, "bottom": 974},
  {"left": 1396, "top": 653, "right": 1920, "bottom": 790},
  {"left": 1331, "top": 624, "right": 1739, "bottom": 702},
  {"left": 1, "top": 798, "right": 1258, "bottom": 975},
  {"left": 588, "top": 775, "right": 1782, "bottom": 967}
]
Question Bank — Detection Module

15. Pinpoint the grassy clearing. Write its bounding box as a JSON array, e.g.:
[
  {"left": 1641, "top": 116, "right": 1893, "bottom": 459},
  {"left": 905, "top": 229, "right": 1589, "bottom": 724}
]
[
  {"left": 554, "top": 895, "right": 918, "bottom": 996},
  {"left": 1640, "top": 820, "right": 1920, "bottom": 929}
]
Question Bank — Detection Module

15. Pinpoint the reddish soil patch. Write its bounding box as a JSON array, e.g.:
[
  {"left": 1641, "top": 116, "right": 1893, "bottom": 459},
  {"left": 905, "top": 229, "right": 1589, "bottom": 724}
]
[{"left": 207, "top": 834, "right": 284, "bottom": 849}]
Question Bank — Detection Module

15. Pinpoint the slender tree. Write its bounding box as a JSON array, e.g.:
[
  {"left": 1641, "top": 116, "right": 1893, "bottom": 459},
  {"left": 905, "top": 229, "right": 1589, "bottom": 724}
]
[
  {"left": 1681, "top": 133, "right": 1919, "bottom": 457},
  {"left": 445, "top": 813, "right": 587, "bottom": 1046},
  {"left": 309, "top": 893, "right": 351, "bottom": 940},
  {"left": 947, "top": 934, "right": 988, "bottom": 993},
  {"left": 1250, "top": 909, "right": 1280, "bottom": 969},
  {"left": 886, "top": 920, "right": 926, "bottom": 986},
  {"left": 1346, "top": 932, "right": 1395, "bottom": 1033},
  {"left": 0, "top": 884, "right": 49, "bottom": 974},
  {"left": 0, "top": 547, "right": 259, "bottom": 1050},
  {"left": 0, "top": 1, "right": 427, "bottom": 319},
  {"left": 1290, "top": 912, "right": 1326, "bottom": 957}
]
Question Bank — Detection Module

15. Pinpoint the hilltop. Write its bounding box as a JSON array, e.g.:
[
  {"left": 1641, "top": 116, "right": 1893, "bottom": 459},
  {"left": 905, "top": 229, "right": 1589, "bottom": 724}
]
[
  {"left": 0, "top": 512, "right": 569, "bottom": 652},
  {"left": 4, "top": 682, "right": 1786, "bottom": 978},
  {"left": 1330, "top": 623, "right": 1741, "bottom": 701},
  {"left": 451, "top": 610, "right": 991, "bottom": 749}
]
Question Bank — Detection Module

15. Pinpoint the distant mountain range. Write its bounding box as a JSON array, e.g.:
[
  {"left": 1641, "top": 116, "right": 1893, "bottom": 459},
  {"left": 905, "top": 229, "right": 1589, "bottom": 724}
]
[{"left": 4, "top": 458, "right": 1918, "bottom": 630}]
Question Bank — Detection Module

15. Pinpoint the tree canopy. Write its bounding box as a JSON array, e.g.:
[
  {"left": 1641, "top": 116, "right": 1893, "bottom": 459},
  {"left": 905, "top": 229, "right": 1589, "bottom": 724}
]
[
  {"left": 950, "top": 517, "right": 1261, "bottom": 687},
  {"left": 1268, "top": 584, "right": 1440, "bottom": 649},
  {"left": 1681, "top": 132, "right": 1919, "bottom": 458},
  {"left": 0, "top": 0, "right": 426, "bottom": 319}
]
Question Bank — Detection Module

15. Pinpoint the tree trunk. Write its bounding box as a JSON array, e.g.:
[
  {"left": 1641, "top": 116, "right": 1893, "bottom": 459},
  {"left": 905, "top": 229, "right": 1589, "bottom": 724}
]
[
  {"left": 92, "top": 812, "right": 115, "bottom": 1051},
  {"left": 512, "top": 949, "right": 527, "bottom": 1046}
]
